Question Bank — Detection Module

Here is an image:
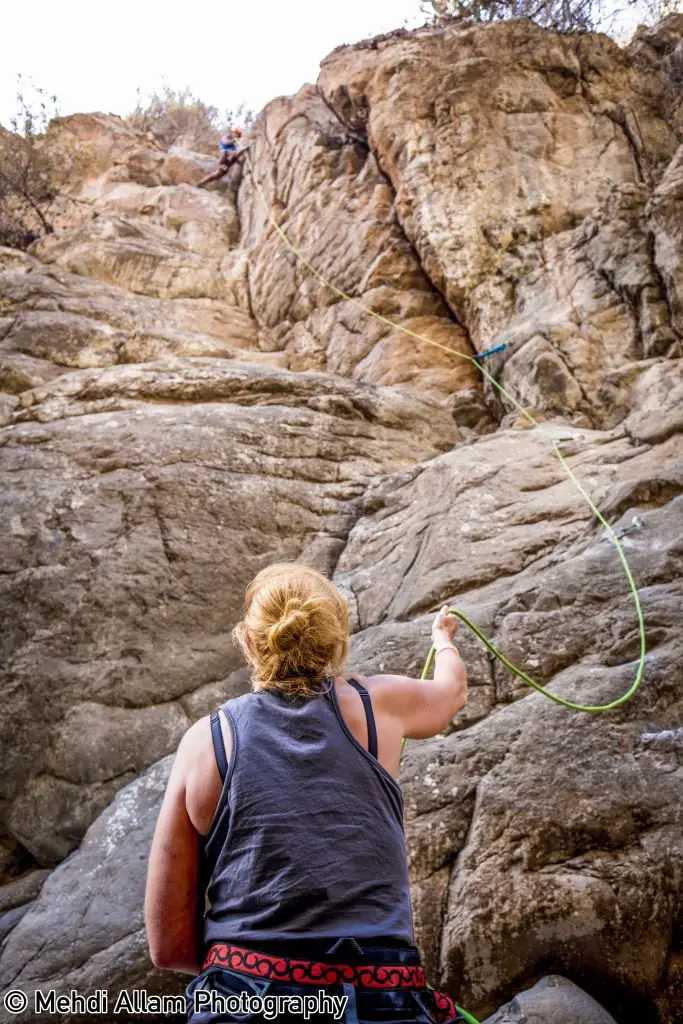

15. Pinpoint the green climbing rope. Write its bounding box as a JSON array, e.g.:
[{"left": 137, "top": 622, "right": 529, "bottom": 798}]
[
  {"left": 456, "top": 1008, "right": 482, "bottom": 1024},
  {"left": 245, "top": 149, "right": 646, "bottom": 714},
  {"left": 420, "top": 602, "right": 644, "bottom": 712}
]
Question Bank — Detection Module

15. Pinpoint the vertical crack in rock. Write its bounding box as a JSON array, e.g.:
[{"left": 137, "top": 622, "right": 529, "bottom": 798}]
[
  {"left": 316, "top": 86, "right": 370, "bottom": 150},
  {"left": 314, "top": 83, "right": 477, "bottom": 359},
  {"left": 605, "top": 104, "right": 649, "bottom": 185},
  {"left": 646, "top": 227, "right": 681, "bottom": 346},
  {"left": 365, "top": 137, "right": 476, "bottom": 354}
]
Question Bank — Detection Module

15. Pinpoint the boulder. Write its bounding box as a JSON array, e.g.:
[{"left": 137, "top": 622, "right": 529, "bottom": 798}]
[
  {"left": 30, "top": 215, "right": 246, "bottom": 304},
  {"left": 91, "top": 182, "right": 240, "bottom": 255},
  {"left": 0, "top": 246, "right": 262, "bottom": 362},
  {"left": 0, "top": 760, "right": 181, "bottom": 1024},
  {"left": 482, "top": 975, "right": 618, "bottom": 1024}
]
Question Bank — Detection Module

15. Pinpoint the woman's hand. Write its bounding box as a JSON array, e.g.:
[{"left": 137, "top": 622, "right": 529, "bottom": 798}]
[
  {"left": 369, "top": 604, "right": 467, "bottom": 743},
  {"left": 432, "top": 605, "right": 459, "bottom": 648}
]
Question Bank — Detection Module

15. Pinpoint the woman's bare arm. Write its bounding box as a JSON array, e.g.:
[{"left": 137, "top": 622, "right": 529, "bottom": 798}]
[
  {"left": 144, "top": 722, "right": 206, "bottom": 974},
  {"left": 370, "top": 607, "right": 468, "bottom": 739}
]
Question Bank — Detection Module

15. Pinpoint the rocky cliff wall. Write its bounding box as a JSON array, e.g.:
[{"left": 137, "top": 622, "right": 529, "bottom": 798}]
[{"left": 1, "top": 14, "right": 682, "bottom": 1024}]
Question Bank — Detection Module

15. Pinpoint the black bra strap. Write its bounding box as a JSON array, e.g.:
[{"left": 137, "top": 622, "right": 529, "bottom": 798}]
[
  {"left": 210, "top": 711, "right": 229, "bottom": 783},
  {"left": 346, "top": 678, "right": 378, "bottom": 759}
]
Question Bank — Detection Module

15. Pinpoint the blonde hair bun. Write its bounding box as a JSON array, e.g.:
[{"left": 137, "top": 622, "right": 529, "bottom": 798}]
[
  {"left": 233, "top": 563, "right": 349, "bottom": 697},
  {"left": 267, "top": 600, "right": 309, "bottom": 654}
]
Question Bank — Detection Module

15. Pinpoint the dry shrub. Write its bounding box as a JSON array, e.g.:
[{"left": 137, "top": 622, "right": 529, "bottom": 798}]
[
  {"left": 0, "top": 79, "right": 84, "bottom": 250},
  {"left": 128, "top": 85, "right": 254, "bottom": 154},
  {"left": 421, "top": 0, "right": 682, "bottom": 32}
]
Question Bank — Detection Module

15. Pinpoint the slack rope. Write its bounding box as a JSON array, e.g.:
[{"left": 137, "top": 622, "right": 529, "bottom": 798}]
[{"left": 245, "top": 150, "right": 646, "bottom": 714}]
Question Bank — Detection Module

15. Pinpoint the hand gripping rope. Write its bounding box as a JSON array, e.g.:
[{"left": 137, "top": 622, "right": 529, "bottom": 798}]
[{"left": 245, "top": 150, "right": 645, "bottom": 715}]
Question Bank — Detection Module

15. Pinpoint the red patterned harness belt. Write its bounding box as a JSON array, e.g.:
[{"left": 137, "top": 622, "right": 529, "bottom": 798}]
[
  {"left": 201, "top": 943, "right": 459, "bottom": 1021},
  {"left": 203, "top": 942, "right": 425, "bottom": 988}
]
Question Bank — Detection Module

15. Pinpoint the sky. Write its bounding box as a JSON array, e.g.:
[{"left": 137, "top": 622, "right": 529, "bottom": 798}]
[{"left": 0, "top": 0, "right": 427, "bottom": 129}]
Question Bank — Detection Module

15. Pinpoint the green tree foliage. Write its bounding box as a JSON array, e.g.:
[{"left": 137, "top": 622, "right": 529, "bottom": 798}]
[{"left": 129, "top": 84, "right": 254, "bottom": 153}]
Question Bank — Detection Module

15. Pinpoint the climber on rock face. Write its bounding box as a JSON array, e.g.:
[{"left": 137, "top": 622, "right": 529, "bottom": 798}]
[
  {"left": 196, "top": 126, "right": 246, "bottom": 188},
  {"left": 144, "top": 562, "right": 470, "bottom": 1024}
]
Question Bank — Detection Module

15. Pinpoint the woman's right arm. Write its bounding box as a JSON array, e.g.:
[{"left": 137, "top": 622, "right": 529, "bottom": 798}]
[{"left": 371, "top": 607, "right": 468, "bottom": 739}]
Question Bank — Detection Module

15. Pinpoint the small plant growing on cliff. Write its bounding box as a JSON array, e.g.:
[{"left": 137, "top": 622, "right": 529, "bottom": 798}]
[
  {"left": 0, "top": 79, "right": 78, "bottom": 250},
  {"left": 129, "top": 84, "right": 254, "bottom": 154}
]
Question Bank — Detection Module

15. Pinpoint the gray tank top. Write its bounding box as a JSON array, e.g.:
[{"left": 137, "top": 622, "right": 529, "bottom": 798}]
[{"left": 201, "top": 678, "right": 414, "bottom": 948}]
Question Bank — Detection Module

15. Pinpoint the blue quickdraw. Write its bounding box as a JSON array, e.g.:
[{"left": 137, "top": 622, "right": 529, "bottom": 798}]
[{"left": 473, "top": 342, "right": 508, "bottom": 361}]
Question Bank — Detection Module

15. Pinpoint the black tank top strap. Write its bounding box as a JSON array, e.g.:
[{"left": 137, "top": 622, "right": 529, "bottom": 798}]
[
  {"left": 210, "top": 711, "right": 229, "bottom": 783},
  {"left": 345, "top": 678, "right": 378, "bottom": 759}
]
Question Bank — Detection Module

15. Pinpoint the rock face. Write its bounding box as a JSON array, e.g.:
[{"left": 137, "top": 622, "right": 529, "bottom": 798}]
[
  {"left": 1, "top": 13, "right": 682, "bottom": 1024},
  {"left": 317, "top": 17, "right": 682, "bottom": 426},
  {"left": 482, "top": 975, "right": 619, "bottom": 1024},
  {"left": 340, "top": 426, "right": 683, "bottom": 1023},
  {"left": 0, "top": 760, "right": 182, "bottom": 1024},
  {"left": 2, "top": 352, "right": 455, "bottom": 864}
]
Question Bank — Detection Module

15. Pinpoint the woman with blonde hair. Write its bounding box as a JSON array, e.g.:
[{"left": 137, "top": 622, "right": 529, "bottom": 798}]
[{"left": 145, "top": 562, "right": 468, "bottom": 1023}]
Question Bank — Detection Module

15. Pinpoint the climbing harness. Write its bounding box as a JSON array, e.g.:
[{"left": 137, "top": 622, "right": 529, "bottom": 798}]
[
  {"left": 244, "top": 149, "right": 646, "bottom": 719},
  {"left": 202, "top": 943, "right": 475, "bottom": 1023}
]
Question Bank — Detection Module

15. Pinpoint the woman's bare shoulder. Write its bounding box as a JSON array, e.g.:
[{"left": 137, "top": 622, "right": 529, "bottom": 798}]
[
  {"left": 176, "top": 715, "right": 213, "bottom": 762},
  {"left": 344, "top": 673, "right": 419, "bottom": 712},
  {"left": 178, "top": 716, "right": 224, "bottom": 836},
  {"left": 358, "top": 672, "right": 415, "bottom": 692}
]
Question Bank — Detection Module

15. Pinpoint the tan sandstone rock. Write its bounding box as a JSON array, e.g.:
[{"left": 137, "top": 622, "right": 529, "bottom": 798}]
[
  {"left": 1, "top": 358, "right": 458, "bottom": 862},
  {"left": 1, "top": 14, "right": 682, "bottom": 1024}
]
